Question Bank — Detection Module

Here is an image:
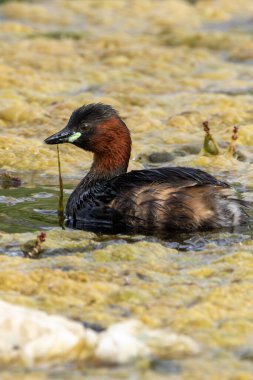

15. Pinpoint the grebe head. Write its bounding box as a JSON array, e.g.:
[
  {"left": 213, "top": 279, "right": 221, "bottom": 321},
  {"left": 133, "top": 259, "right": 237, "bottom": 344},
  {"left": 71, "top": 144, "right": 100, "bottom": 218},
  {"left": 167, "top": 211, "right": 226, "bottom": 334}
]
[{"left": 45, "top": 103, "right": 132, "bottom": 176}]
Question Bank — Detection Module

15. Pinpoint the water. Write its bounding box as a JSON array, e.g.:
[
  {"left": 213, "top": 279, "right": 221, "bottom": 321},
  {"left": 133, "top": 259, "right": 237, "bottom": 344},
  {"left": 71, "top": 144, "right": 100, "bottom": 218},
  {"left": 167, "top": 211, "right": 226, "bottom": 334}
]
[
  {"left": 1, "top": 175, "right": 252, "bottom": 253},
  {"left": 0, "top": 184, "right": 62, "bottom": 233},
  {"left": 2, "top": 0, "right": 253, "bottom": 378}
]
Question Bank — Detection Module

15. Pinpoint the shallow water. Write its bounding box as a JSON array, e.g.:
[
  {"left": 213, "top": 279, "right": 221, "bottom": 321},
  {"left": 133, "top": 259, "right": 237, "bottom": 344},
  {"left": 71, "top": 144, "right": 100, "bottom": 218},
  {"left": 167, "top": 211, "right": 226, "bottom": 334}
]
[
  {"left": 1, "top": 0, "right": 253, "bottom": 379},
  {"left": 0, "top": 184, "right": 59, "bottom": 233},
  {"left": 1, "top": 176, "right": 252, "bottom": 250}
]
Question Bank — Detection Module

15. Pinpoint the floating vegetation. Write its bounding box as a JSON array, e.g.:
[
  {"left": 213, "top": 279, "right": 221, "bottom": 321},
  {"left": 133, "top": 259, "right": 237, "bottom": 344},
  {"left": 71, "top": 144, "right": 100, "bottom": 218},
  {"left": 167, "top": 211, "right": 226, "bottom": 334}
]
[
  {"left": 227, "top": 125, "right": 239, "bottom": 157},
  {"left": 28, "top": 31, "right": 87, "bottom": 40},
  {"left": 1, "top": 0, "right": 253, "bottom": 379},
  {"left": 22, "top": 231, "right": 46, "bottom": 259},
  {"left": 0, "top": 172, "right": 21, "bottom": 189},
  {"left": 202, "top": 121, "right": 241, "bottom": 159},
  {"left": 202, "top": 121, "right": 220, "bottom": 156},
  {"left": 0, "top": 0, "right": 30, "bottom": 3}
]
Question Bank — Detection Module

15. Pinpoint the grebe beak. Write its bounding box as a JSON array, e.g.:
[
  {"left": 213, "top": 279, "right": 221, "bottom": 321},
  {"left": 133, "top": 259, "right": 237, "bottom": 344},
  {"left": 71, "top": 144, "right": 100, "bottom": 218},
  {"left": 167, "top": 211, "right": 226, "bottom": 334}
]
[{"left": 44, "top": 127, "right": 81, "bottom": 145}]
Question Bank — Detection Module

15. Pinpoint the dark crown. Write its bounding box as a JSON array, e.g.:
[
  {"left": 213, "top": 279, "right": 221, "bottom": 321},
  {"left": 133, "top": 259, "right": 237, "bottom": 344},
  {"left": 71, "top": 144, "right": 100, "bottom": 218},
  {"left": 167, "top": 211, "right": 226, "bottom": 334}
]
[{"left": 67, "top": 103, "right": 120, "bottom": 127}]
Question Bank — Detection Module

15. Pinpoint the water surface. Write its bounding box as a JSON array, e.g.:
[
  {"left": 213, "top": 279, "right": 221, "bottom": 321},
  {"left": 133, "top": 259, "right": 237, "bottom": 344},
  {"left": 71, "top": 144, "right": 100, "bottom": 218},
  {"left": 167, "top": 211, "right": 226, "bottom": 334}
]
[{"left": 1, "top": 0, "right": 253, "bottom": 379}]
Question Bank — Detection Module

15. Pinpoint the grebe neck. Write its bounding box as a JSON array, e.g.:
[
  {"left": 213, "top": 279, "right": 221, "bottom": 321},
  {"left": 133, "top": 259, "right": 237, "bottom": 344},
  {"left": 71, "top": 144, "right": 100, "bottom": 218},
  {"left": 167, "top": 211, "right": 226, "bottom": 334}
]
[{"left": 85, "top": 118, "right": 131, "bottom": 186}]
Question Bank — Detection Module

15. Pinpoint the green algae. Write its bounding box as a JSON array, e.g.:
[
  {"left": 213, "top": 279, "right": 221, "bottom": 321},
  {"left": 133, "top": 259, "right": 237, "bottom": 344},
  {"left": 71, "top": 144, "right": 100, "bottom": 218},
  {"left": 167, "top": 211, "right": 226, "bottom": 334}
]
[
  {"left": 28, "top": 31, "right": 87, "bottom": 40},
  {"left": 1, "top": 230, "right": 253, "bottom": 378},
  {"left": 0, "top": 0, "right": 28, "bottom": 3},
  {"left": 1, "top": 0, "right": 253, "bottom": 379}
]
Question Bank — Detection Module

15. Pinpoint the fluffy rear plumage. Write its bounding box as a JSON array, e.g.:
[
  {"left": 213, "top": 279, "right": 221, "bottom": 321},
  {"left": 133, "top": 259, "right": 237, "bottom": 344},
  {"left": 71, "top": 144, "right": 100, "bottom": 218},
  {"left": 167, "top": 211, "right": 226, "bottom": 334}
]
[{"left": 66, "top": 167, "right": 249, "bottom": 233}]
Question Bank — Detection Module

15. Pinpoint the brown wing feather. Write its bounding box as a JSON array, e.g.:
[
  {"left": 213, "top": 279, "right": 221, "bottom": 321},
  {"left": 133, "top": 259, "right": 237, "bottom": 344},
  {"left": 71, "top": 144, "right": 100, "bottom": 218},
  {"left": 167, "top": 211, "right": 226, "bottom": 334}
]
[{"left": 110, "top": 183, "right": 247, "bottom": 231}]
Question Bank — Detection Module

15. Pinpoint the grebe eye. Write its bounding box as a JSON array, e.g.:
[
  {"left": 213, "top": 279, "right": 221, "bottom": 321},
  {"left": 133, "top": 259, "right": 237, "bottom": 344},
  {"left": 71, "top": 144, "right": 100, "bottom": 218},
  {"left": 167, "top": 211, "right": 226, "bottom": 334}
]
[{"left": 80, "top": 122, "right": 89, "bottom": 130}]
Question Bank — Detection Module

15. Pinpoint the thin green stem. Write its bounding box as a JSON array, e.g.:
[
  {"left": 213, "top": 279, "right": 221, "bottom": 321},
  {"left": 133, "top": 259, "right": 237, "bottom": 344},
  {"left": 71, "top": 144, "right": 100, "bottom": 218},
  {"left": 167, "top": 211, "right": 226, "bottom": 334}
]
[{"left": 57, "top": 144, "right": 65, "bottom": 229}]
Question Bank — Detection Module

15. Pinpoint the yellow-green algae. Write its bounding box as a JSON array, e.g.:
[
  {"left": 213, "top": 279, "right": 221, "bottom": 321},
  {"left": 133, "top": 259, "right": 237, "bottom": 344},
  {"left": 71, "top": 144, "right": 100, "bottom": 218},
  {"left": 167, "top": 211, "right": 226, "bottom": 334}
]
[
  {"left": 1, "top": 230, "right": 253, "bottom": 379},
  {"left": 1, "top": 0, "right": 253, "bottom": 379}
]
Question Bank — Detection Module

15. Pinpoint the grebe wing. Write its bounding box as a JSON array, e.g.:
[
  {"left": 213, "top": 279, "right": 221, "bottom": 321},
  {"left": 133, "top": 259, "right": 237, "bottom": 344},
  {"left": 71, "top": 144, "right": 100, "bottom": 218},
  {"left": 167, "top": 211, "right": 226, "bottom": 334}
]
[{"left": 110, "top": 166, "right": 229, "bottom": 189}]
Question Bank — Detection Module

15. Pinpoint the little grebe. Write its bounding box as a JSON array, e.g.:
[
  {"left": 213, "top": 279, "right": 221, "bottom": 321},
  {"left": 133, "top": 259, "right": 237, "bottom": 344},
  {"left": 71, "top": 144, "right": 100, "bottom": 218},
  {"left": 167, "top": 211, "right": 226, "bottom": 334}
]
[{"left": 45, "top": 103, "right": 248, "bottom": 233}]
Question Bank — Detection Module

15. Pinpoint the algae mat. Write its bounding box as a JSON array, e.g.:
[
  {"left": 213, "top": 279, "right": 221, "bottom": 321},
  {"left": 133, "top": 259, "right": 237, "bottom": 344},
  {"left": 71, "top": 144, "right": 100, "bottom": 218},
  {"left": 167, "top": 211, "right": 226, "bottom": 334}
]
[{"left": 1, "top": 0, "right": 253, "bottom": 379}]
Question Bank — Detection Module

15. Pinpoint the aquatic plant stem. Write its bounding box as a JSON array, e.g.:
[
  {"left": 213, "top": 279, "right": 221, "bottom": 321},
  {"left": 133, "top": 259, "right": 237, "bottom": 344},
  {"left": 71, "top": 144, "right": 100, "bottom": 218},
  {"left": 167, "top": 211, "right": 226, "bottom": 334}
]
[
  {"left": 202, "top": 121, "right": 220, "bottom": 155},
  {"left": 57, "top": 144, "right": 65, "bottom": 229},
  {"left": 227, "top": 125, "right": 239, "bottom": 157},
  {"left": 22, "top": 232, "right": 47, "bottom": 259}
]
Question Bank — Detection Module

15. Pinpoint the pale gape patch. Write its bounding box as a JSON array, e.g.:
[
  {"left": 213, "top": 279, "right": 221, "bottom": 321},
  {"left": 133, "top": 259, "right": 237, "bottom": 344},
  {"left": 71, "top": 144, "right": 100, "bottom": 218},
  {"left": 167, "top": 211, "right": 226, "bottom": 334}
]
[{"left": 68, "top": 132, "right": 81, "bottom": 143}]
